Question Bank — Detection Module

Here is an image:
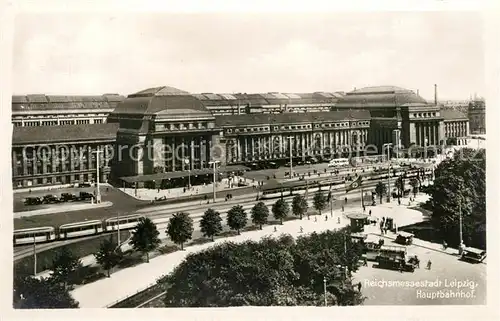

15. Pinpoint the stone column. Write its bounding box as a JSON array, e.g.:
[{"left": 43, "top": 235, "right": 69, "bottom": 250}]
[
  {"left": 171, "top": 137, "right": 176, "bottom": 171},
  {"left": 12, "top": 150, "right": 18, "bottom": 177}
]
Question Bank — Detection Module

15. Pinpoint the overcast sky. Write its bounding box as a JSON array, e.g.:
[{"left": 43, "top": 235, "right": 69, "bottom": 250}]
[{"left": 12, "top": 11, "right": 485, "bottom": 100}]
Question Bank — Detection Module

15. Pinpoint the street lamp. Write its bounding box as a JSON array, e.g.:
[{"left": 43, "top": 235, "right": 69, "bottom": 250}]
[
  {"left": 323, "top": 276, "right": 327, "bottom": 306},
  {"left": 184, "top": 158, "right": 191, "bottom": 189},
  {"left": 287, "top": 136, "right": 294, "bottom": 179},
  {"left": 91, "top": 149, "right": 104, "bottom": 203},
  {"left": 209, "top": 160, "right": 220, "bottom": 203},
  {"left": 383, "top": 143, "right": 393, "bottom": 203}
]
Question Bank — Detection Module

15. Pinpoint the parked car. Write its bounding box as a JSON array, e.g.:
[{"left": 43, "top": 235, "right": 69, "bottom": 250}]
[
  {"left": 24, "top": 197, "right": 43, "bottom": 206},
  {"left": 43, "top": 194, "right": 60, "bottom": 204},
  {"left": 78, "top": 182, "right": 92, "bottom": 188},
  {"left": 79, "top": 192, "right": 94, "bottom": 201},
  {"left": 460, "top": 247, "right": 486, "bottom": 263},
  {"left": 60, "top": 193, "right": 79, "bottom": 202}
]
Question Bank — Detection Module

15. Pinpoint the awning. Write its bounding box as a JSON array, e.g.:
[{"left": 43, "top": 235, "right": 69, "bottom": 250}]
[{"left": 120, "top": 165, "right": 249, "bottom": 183}]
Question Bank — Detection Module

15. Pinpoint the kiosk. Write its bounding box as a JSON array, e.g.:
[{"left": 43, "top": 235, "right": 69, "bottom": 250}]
[{"left": 346, "top": 213, "right": 370, "bottom": 232}]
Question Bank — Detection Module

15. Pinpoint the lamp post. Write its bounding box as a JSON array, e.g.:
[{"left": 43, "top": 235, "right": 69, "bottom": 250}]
[
  {"left": 91, "top": 149, "right": 104, "bottom": 203},
  {"left": 33, "top": 235, "right": 37, "bottom": 276},
  {"left": 184, "top": 158, "right": 191, "bottom": 189},
  {"left": 209, "top": 160, "right": 220, "bottom": 203},
  {"left": 287, "top": 136, "right": 294, "bottom": 179},
  {"left": 383, "top": 143, "right": 393, "bottom": 202},
  {"left": 323, "top": 276, "right": 327, "bottom": 306}
]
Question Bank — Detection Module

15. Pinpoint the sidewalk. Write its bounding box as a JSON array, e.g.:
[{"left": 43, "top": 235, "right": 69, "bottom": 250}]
[
  {"left": 122, "top": 177, "right": 259, "bottom": 201},
  {"left": 15, "top": 201, "right": 113, "bottom": 218}
]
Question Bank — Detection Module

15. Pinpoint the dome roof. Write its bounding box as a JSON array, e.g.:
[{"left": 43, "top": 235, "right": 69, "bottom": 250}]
[
  {"left": 336, "top": 85, "right": 428, "bottom": 108},
  {"left": 112, "top": 86, "right": 212, "bottom": 118},
  {"left": 128, "top": 86, "right": 190, "bottom": 98}
]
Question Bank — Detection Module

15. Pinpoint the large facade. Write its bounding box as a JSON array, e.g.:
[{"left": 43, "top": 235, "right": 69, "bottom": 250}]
[
  {"left": 217, "top": 111, "right": 370, "bottom": 165},
  {"left": 10, "top": 84, "right": 471, "bottom": 189},
  {"left": 12, "top": 123, "right": 118, "bottom": 188},
  {"left": 441, "top": 110, "right": 470, "bottom": 145},
  {"left": 468, "top": 98, "right": 486, "bottom": 134},
  {"left": 107, "top": 86, "right": 219, "bottom": 179},
  {"left": 335, "top": 85, "right": 447, "bottom": 151},
  {"left": 11, "top": 94, "right": 124, "bottom": 127}
]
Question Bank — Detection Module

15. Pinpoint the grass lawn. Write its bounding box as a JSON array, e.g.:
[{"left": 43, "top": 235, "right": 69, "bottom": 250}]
[{"left": 14, "top": 230, "right": 131, "bottom": 276}]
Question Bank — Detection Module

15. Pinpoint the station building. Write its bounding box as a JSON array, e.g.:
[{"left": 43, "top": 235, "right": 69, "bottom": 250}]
[
  {"left": 11, "top": 94, "right": 124, "bottom": 127},
  {"left": 11, "top": 84, "right": 470, "bottom": 189},
  {"left": 12, "top": 123, "right": 118, "bottom": 188},
  {"left": 468, "top": 98, "right": 486, "bottom": 134}
]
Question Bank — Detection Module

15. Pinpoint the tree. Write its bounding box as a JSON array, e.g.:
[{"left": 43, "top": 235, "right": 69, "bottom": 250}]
[
  {"left": 374, "top": 181, "right": 387, "bottom": 204},
  {"left": 50, "top": 246, "right": 82, "bottom": 289},
  {"left": 227, "top": 205, "right": 248, "bottom": 235},
  {"left": 292, "top": 194, "right": 308, "bottom": 220},
  {"left": 394, "top": 176, "right": 405, "bottom": 197},
  {"left": 200, "top": 208, "right": 222, "bottom": 241},
  {"left": 313, "top": 191, "right": 327, "bottom": 216},
  {"left": 130, "top": 217, "right": 161, "bottom": 262},
  {"left": 429, "top": 148, "right": 486, "bottom": 248},
  {"left": 409, "top": 178, "right": 419, "bottom": 198},
  {"left": 14, "top": 275, "right": 79, "bottom": 309},
  {"left": 251, "top": 202, "right": 269, "bottom": 229},
  {"left": 272, "top": 198, "right": 290, "bottom": 224},
  {"left": 159, "top": 229, "right": 365, "bottom": 307},
  {"left": 94, "top": 238, "right": 123, "bottom": 277},
  {"left": 167, "top": 212, "right": 194, "bottom": 250}
]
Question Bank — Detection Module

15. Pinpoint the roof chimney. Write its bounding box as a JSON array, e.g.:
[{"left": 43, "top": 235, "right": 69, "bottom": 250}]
[{"left": 434, "top": 84, "right": 438, "bottom": 105}]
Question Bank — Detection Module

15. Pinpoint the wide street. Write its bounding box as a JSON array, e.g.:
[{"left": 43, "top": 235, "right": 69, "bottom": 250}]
[{"left": 353, "top": 241, "right": 486, "bottom": 305}]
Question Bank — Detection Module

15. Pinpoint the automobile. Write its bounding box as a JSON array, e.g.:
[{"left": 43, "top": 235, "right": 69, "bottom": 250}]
[
  {"left": 460, "top": 247, "right": 486, "bottom": 263},
  {"left": 79, "top": 191, "right": 94, "bottom": 201},
  {"left": 307, "top": 157, "right": 319, "bottom": 164},
  {"left": 43, "top": 194, "right": 60, "bottom": 204},
  {"left": 375, "top": 245, "right": 417, "bottom": 272},
  {"left": 23, "top": 197, "right": 43, "bottom": 206},
  {"left": 60, "top": 192, "right": 79, "bottom": 202},
  {"left": 78, "top": 182, "right": 92, "bottom": 188},
  {"left": 268, "top": 162, "right": 280, "bottom": 169},
  {"left": 395, "top": 231, "right": 414, "bottom": 245}
]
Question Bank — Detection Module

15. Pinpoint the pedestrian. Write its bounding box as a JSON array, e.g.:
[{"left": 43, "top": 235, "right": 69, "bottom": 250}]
[
  {"left": 344, "top": 197, "right": 348, "bottom": 204},
  {"left": 300, "top": 226, "right": 303, "bottom": 233},
  {"left": 337, "top": 217, "right": 341, "bottom": 224},
  {"left": 341, "top": 205, "right": 344, "bottom": 212},
  {"left": 314, "top": 216, "right": 318, "bottom": 222},
  {"left": 363, "top": 257, "right": 368, "bottom": 266},
  {"left": 443, "top": 240, "right": 448, "bottom": 250},
  {"left": 427, "top": 260, "right": 432, "bottom": 270},
  {"left": 274, "top": 226, "right": 277, "bottom": 232},
  {"left": 369, "top": 209, "right": 372, "bottom": 216},
  {"left": 398, "top": 198, "right": 401, "bottom": 206},
  {"left": 357, "top": 282, "right": 362, "bottom": 291},
  {"left": 325, "top": 215, "right": 328, "bottom": 221}
]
